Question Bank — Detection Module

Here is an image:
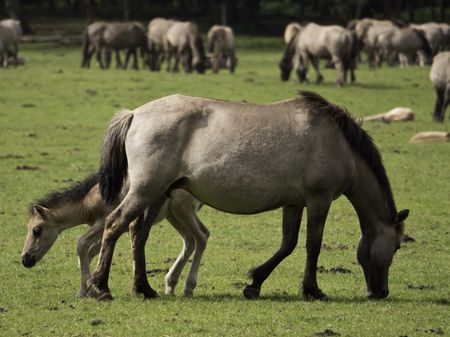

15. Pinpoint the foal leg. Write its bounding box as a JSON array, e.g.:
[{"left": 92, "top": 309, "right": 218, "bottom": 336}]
[
  {"left": 164, "top": 213, "right": 196, "bottom": 295},
  {"left": 302, "top": 197, "right": 331, "bottom": 300},
  {"left": 243, "top": 205, "right": 303, "bottom": 299},
  {"left": 129, "top": 199, "right": 166, "bottom": 299},
  {"left": 76, "top": 221, "right": 104, "bottom": 298}
]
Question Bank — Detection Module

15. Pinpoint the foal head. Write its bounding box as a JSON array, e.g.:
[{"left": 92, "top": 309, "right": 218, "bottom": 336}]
[
  {"left": 21, "top": 205, "right": 60, "bottom": 268},
  {"left": 357, "top": 209, "right": 409, "bottom": 299}
]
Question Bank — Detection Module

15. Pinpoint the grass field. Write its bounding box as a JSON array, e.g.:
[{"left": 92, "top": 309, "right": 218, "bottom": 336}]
[{"left": 0, "top": 37, "right": 449, "bottom": 337}]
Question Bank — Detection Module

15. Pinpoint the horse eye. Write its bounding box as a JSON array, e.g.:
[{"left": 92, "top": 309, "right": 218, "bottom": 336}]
[{"left": 33, "top": 226, "right": 42, "bottom": 237}]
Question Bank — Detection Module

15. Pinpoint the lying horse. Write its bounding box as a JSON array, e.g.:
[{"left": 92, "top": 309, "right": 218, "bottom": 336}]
[
  {"left": 430, "top": 51, "right": 450, "bottom": 122},
  {"left": 166, "top": 21, "right": 206, "bottom": 73},
  {"left": 89, "top": 91, "right": 408, "bottom": 301},
  {"left": 21, "top": 173, "right": 208, "bottom": 298},
  {"left": 147, "top": 17, "right": 176, "bottom": 71},
  {"left": 0, "top": 19, "right": 22, "bottom": 67},
  {"left": 280, "top": 23, "right": 357, "bottom": 85},
  {"left": 364, "top": 107, "right": 414, "bottom": 123},
  {"left": 207, "top": 25, "right": 238, "bottom": 73},
  {"left": 409, "top": 131, "right": 450, "bottom": 144}
]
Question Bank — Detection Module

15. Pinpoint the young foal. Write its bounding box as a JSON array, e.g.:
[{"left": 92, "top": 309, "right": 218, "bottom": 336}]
[
  {"left": 90, "top": 92, "right": 408, "bottom": 301},
  {"left": 21, "top": 173, "right": 208, "bottom": 298}
]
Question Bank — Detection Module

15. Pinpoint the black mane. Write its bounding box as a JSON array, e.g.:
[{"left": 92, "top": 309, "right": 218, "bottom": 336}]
[
  {"left": 29, "top": 172, "right": 99, "bottom": 214},
  {"left": 299, "top": 91, "right": 398, "bottom": 221}
]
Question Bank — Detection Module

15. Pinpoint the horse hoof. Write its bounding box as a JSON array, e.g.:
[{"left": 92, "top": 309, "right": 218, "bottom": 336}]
[
  {"left": 134, "top": 285, "right": 158, "bottom": 299},
  {"left": 303, "top": 288, "right": 329, "bottom": 301},
  {"left": 97, "top": 291, "right": 114, "bottom": 301},
  {"left": 243, "top": 285, "right": 260, "bottom": 300}
]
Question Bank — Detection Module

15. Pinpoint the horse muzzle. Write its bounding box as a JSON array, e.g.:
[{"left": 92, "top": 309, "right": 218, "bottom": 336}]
[{"left": 22, "top": 253, "right": 37, "bottom": 268}]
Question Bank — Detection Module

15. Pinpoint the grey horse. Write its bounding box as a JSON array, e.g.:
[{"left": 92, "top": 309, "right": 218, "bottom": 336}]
[
  {"left": 207, "top": 25, "right": 238, "bottom": 73},
  {"left": 0, "top": 19, "right": 22, "bottom": 67},
  {"left": 88, "top": 92, "right": 408, "bottom": 302},
  {"left": 430, "top": 51, "right": 450, "bottom": 122}
]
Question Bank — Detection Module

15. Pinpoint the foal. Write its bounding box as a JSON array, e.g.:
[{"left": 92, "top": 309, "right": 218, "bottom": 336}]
[{"left": 21, "top": 173, "right": 208, "bottom": 298}]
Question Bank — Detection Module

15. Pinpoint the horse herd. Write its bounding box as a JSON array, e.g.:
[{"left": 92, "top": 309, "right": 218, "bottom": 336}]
[
  {"left": 15, "top": 16, "right": 449, "bottom": 303},
  {"left": 81, "top": 18, "right": 237, "bottom": 74}
]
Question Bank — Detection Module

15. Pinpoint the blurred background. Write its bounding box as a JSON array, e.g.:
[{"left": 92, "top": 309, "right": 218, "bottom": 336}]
[{"left": 2, "top": 0, "right": 449, "bottom": 36}]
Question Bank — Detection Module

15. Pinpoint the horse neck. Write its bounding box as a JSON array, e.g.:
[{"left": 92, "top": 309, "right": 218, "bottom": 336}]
[
  {"left": 345, "top": 156, "right": 393, "bottom": 237},
  {"left": 51, "top": 191, "right": 105, "bottom": 233}
]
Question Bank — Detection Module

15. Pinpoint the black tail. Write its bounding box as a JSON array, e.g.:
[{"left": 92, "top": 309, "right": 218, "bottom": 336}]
[
  {"left": 412, "top": 28, "right": 433, "bottom": 58},
  {"left": 81, "top": 28, "right": 90, "bottom": 68},
  {"left": 298, "top": 91, "right": 397, "bottom": 221},
  {"left": 99, "top": 110, "right": 134, "bottom": 203}
]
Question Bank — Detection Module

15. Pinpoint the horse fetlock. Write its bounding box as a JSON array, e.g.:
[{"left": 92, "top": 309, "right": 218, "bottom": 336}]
[
  {"left": 96, "top": 291, "right": 114, "bottom": 301},
  {"left": 183, "top": 287, "right": 194, "bottom": 298},
  {"left": 302, "top": 285, "right": 328, "bottom": 301},
  {"left": 133, "top": 283, "right": 158, "bottom": 299},
  {"left": 243, "top": 285, "right": 260, "bottom": 300}
]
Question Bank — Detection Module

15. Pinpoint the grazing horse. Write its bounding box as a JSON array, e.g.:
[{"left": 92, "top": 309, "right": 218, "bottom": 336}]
[
  {"left": 207, "top": 25, "right": 238, "bottom": 73},
  {"left": 167, "top": 21, "right": 206, "bottom": 73},
  {"left": 0, "top": 19, "right": 22, "bottom": 67},
  {"left": 147, "top": 17, "right": 177, "bottom": 71},
  {"left": 88, "top": 92, "right": 408, "bottom": 302},
  {"left": 280, "top": 23, "right": 357, "bottom": 85},
  {"left": 284, "top": 22, "right": 302, "bottom": 44},
  {"left": 21, "top": 173, "right": 209, "bottom": 298},
  {"left": 430, "top": 51, "right": 450, "bottom": 122},
  {"left": 103, "top": 22, "right": 148, "bottom": 70},
  {"left": 377, "top": 27, "right": 433, "bottom": 67}
]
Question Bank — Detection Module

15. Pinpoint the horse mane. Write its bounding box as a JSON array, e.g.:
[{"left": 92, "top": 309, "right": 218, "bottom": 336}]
[
  {"left": 298, "top": 91, "right": 398, "bottom": 221},
  {"left": 28, "top": 172, "right": 98, "bottom": 214}
]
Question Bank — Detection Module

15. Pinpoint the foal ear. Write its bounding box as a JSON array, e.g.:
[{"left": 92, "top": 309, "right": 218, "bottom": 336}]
[
  {"left": 396, "top": 209, "right": 410, "bottom": 223},
  {"left": 33, "top": 205, "right": 49, "bottom": 219}
]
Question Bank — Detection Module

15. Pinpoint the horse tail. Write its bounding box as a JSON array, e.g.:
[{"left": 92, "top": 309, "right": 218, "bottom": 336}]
[
  {"left": 99, "top": 110, "right": 134, "bottom": 204},
  {"left": 298, "top": 90, "right": 397, "bottom": 221},
  {"left": 348, "top": 30, "right": 359, "bottom": 69},
  {"left": 207, "top": 30, "right": 216, "bottom": 54},
  {"left": 81, "top": 27, "right": 90, "bottom": 68},
  {"left": 412, "top": 28, "right": 433, "bottom": 58}
]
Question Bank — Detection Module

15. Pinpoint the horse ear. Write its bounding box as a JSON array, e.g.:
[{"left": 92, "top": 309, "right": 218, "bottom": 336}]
[
  {"left": 33, "top": 205, "right": 48, "bottom": 219},
  {"left": 396, "top": 209, "right": 409, "bottom": 223}
]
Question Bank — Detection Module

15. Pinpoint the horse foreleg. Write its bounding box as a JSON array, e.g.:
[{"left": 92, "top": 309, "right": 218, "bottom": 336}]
[
  {"left": 333, "top": 58, "right": 346, "bottom": 87},
  {"left": 434, "top": 88, "right": 444, "bottom": 122},
  {"left": 115, "top": 50, "right": 123, "bottom": 69},
  {"left": 442, "top": 85, "right": 450, "bottom": 122},
  {"left": 310, "top": 57, "right": 323, "bottom": 84},
  {"left": 132, "top": 49, "right": 139, "bottom": 70},
  {"left": 76, "top": 222, "right": 104, "bottom": 297},
  {"left": 302, "top": 197, "right": 331, "bottom": 300},
  {"left": 243, "top": 205, "right": 303, "bottom": 300},
  {"left": 129, "top": 201, "right": 165, "bottom": 299},
  {"left": 164, "top": 213, "right": 196, "bottom": 295}
]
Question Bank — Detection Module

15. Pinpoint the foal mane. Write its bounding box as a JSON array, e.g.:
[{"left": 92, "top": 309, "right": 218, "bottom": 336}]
[
  {"left": 28, "top": 172, "right": 98, "bottom": 214},
  {"left": 299, "top": 91, "right": 398, "bottom": 221}
]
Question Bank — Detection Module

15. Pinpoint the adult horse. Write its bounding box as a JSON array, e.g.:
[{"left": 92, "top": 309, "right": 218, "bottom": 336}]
[
  {"left": 166, "top": 21, "right": 206, "bottom": 73},
  {"left": 430, "top": 51, "right": 450, "bottom": 122},
  {"left": 207, "top": 25, "right": 238, "bottom": 73},
  {"left": 377, "top": 27, "right": 433, "bottom": 67},
  {"left": 21, "top": 173, "right": 208, "bottom": 298},
  {"left": 0, "top": 19, "right": 22, "bottom": 67},
  {"left": 279, "top": 23, "right": 357, "bottom": 85},
  {"left": 89, "top": 92, "right": 409, "bottom": 301},
  {"left": 147, "top": 17, "right": 176, "bottom": 71}
]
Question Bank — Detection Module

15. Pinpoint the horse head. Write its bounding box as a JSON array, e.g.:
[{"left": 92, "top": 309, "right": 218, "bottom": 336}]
[
  {"left": 357, "top": 209, "right": 409, "bottom": 299},
  {"left": 279, "top": 35, "right": 297, "bottom": 81},
  {"left": 21, "top": 205, "right": 60, "bottom": 268}
]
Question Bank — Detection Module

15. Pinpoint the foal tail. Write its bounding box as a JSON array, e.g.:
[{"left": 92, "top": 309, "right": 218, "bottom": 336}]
[{"left": 99, "top": 110, "right": 134, "bottom": 204}]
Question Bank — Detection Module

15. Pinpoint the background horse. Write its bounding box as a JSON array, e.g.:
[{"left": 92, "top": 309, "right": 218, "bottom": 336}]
[
  {"left": 166, "top": 21, "right": 206, "bottom": 73},
  {"left": 207, "top": 25, "right": 238, "bottom": 73},
  {"left": 90, "top": 92, "right": 408, "bottom": 302},
  {"left": 430, "top": 51, "right": 450, "bottom": 122},
  {"left": 0, "top": 19, "right": 22, "bottom": 67},
  {"left": 21, "top": 173, "right": 208, "bottom": 298},
  {"left": 81, "top": 21, "right": 108, "bottom": 68},
  {"left": 147, "top": 17, "right": 176, "bottom": 71},
  {"left": 280, "top": 23, "right": 357, "bottom": 85}
]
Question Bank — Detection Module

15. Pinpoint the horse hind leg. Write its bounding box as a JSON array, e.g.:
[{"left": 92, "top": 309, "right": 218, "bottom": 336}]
[
  {"left": 243, "top": 205, "right": 303, "bottom": 299},
  {"left": 433, "top": 88, "right": 444, "bottom": 122},
  {"left": 129, "top": 200, "right": 166, "bottom": 299},
  {"left": 302, "top": 196, "right": 332, "bottom": 300},
  {"left": 310, "top": 57, "right": 323, "bottom": 84},
  {"left": 442, "top": 85, "right": 450, "bottom": 122}
]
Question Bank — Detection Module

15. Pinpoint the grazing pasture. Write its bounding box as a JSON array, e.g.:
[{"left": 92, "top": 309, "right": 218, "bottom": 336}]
[{"left": 0, "top": 36, "right": 449, "bottom": 337}]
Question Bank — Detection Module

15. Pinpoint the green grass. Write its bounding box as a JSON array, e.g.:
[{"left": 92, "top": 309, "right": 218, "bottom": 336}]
[{"left": 0, "top": 37, "right": 449, "bottom": 337}]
